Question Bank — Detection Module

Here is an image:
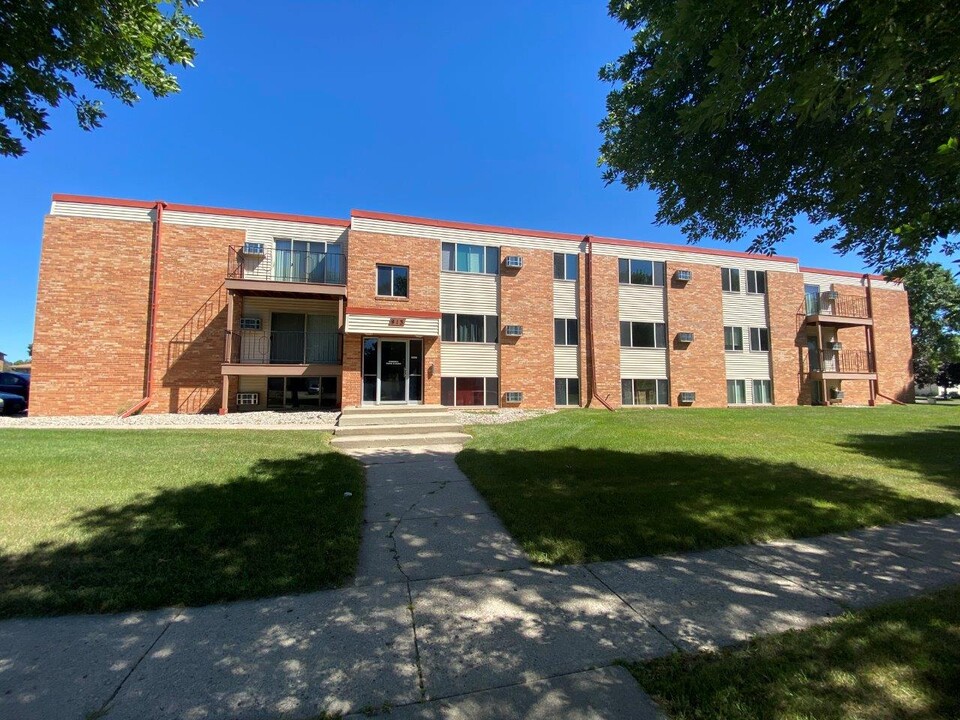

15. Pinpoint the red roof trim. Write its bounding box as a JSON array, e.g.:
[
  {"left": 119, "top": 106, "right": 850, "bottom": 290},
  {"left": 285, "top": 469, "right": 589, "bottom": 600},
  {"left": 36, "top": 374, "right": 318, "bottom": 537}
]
[
  {"left": 351, "top": 208, "right": 798, "bottom": 264},
  {"left": 52, "top": 193, "right": 350, "bottom": 227},
  {"left": 345, "top": 307, "right": 442, "bottom": 319},
  {"left": 800, "top": 266, "right": 892, "bottom": 282}
]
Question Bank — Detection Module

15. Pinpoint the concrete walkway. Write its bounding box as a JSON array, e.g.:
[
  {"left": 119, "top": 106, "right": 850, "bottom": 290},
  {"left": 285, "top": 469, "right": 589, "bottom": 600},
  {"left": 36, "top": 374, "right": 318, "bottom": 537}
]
[{"left": 2, "top": 449, "right": 959, "bottom": 720}]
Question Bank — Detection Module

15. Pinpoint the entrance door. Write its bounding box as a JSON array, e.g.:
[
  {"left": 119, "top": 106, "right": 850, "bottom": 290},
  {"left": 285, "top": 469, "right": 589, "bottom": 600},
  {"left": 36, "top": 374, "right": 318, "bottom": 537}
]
[{"left": 379, "top": 340, "right": 407, "bottom": 402}]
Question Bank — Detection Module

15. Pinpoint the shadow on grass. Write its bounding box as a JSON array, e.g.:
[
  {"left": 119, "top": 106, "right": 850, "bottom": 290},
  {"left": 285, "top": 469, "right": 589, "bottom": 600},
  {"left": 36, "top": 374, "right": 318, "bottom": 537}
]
[
  {"left": 0, "top": 451, "right": 365, "bottom": 618},
  {"left": 839, "top": 425, "right": 960, "bottom": 488},
  {"left": 457, "top": 447, "right": 956, "bottom": 564},
  {"left": 628, "top": 585, "right": 960, "bottom": 720}
]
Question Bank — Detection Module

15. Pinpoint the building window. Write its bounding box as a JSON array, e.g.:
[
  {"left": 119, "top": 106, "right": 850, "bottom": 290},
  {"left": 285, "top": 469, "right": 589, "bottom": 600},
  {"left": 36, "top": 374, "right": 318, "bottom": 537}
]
[
  {"left": 555, "top": 378, "right": 581, "bottom": 406},
  {"left": 753, "top": 379, "right": 773, "bottom": 404},
  {"left": 619, "top": 321, "right": 667, "bottom": 348},
  {"left": 621, "top": 378, "right": 669, "bottom": 406},
  {"left": 747, "top": 270, "right": 767, "bottom": 294},
  {"left": 553, "top": 252, "right": 579, "bottom": 281},
  {"left": 554, "top": 318, "right": 579, "bottom": 346},
  {"left": 441, "top": 377, "right": 499, "bottom": 406},
  {"left": 618, "top": 258, "right": 666, "bottom": 286},
  {"left": 441, "top": 242, "right": 499, "bottom": 275},
  {"left": 721, "top": 267, "right": 741, "bottom": 293},
  {"left": 441, "top": 313, "right": 498, "bottom": 343},
  {"left": 750, "top": 327, "right": 770, "bottom": 352},
  {"left": 724, "top": 326, "right": 744, "bottom": 351},
  {"left": 727, "top": 379, "right": 747, "bottom": 404},
  {"left": 377, "top": 264, "right": 408, "bottom": 297}
]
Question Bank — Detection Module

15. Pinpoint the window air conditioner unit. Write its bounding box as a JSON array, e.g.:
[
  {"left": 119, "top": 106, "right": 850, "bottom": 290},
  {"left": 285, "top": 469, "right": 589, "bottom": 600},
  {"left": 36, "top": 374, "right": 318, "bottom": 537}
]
[
  {"left": 504, "top": 255, "right": 523, "bottom": 269},
  {"left": 677, "top": 331, "right": 695, "bottom": 343},
  {"left": 239, "top": 316, "right": 262, "bottom": 330},
  {"left": 679, "top": 391, "right": 696, "bottom": 404},
  {"left": 504, "top": 325, "right": 523, "bottom": 337},
  {"left": 504, "top": 391, "right": 523, "bottom": 403},
  {"left": 242, "top": 242, "right": 265, "bottom": 256},
  {"left": 829, "top": 341, "right": 843, "bottom": 351},
  {"left": 831, "top": 389, "right": 845, "bottom": 400},
  {"left": 675, "top": 269, "right": 692, "bottom": 282},
  {"left": 236, "top": 392, "right": 259, "bottom": 406},
  {"left": 822, "top": 290, "right": 839, "bottom": 301}
]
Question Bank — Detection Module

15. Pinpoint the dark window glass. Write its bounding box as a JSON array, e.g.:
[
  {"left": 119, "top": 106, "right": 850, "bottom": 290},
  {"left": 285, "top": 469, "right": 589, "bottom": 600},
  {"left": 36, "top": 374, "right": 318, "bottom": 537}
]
[
  {"left": 748, "top": 270, "right": 767, "bottom": 294},
  {"left": 363, "top": 376, "right": 377, "bottom": 402},
  {"left": 457, "top": 314, "right": 485, "bottom": 342},
  {"left": 631, "top": 259, "right": 653, "bottom": 285},
  {"left": 456, "top": 377, "right": 484, "bottom": 406},
  {"left": 653, "top": 261, "right": 666, "bottom": 287},
  {"left": 633, "top": 322, "right": 656, "bottom": 347},
  {"left": 441, "top": 314, "right": 455, "bottom": 342},
  {"left": 618, "top": 258, "right": 630, "bottom": 284},
  {"left": 634, "top": 379, "right": 657, "bottom": 404},
  {"left": 621, "top": 379, "right": 633, "bottom": 405},
  {"left": 441, "top": 242, "right": 455, "bottom": 271},
  {"left": 724, "top": 326, "right": 744, "bottom": 351},
  {"left": 555, "top": 318, "right": 566, "bottom": 345},
  {"left": 567, "top": 319, "right": 579, "bottom": 346},
  {"left": 655, "top": 323, "right": 666, "bottom": 348},
  {"left": 485, "top": 246, "right": 499, "bottom": 275},
  {"left": 409, "top": 339, "right": 423, "bottom": 375},
  {"left": 750, "top": 327, "right": 770, "bottom": 351},
  {"left": 553, "top": 253, "right": 565, "bottom": 279},
  {"left": 441, "top": 377, "right": 455, "bottom": 406},
  {"left": 620, "top": 321, "right": 631, "bottom": 347},
  {"left": 362, "top": 338, "right": 378, "bottom": 375},
  {"left": 568, "top": 378, "right": 580, "bottom": 405},
  {"left": 555, "top": 378, "right": 567, "bottom": 406},
  {"left": 722, "top": 268, "right": 741, "bottom": 292},
  {"left": 485, "top": 315, "right": 499, "bottom": 343},
  {"left": 393, "top": 266, "right": 408, "bottom": 297},
  {"left": 657, "top": 379, "right": 669, "bottom": 405},
  {"left": 565, "top": 253, "right": 579, "bottom": 281},
  {"left": 377, "top": 266, "right": 392, "bottom": 296},
  {"left": 485, "top": 377, "right": 499, "bottom": 407}
]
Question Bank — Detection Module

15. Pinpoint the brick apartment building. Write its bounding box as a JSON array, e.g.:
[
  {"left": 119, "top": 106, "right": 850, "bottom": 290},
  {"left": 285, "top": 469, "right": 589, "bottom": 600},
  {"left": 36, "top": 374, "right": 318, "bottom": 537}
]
[{"left": 29, "top": 194, "right": 914, "bottom": 416}]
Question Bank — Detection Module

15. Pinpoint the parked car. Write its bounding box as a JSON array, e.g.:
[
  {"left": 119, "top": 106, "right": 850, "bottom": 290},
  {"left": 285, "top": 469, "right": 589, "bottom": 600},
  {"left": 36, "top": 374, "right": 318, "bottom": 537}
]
[
  {"left": 0, "top": 371, "right": 29, "bottom": 404},
  {"left": 0, "top": 392, "right": 27, "bottom": 415}
]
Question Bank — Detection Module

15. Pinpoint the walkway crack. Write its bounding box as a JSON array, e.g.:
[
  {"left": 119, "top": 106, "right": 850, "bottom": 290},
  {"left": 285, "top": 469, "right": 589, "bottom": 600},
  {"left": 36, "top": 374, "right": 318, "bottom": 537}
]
[{"left": 722, "top": 547, "right": 852, "bottom": 612}]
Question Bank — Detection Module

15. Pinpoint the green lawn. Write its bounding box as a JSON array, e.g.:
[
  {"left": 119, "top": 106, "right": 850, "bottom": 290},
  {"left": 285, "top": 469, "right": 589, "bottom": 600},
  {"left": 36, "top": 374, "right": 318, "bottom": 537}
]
[
  {"left": 458, "top": 406, "right": 960, "bottom": 564},
  {"left": 627, "top": 585, "right": 960, "bottom": 720},
  {"left": 0, "top": 430, "right": 365, "bottom": 618}
]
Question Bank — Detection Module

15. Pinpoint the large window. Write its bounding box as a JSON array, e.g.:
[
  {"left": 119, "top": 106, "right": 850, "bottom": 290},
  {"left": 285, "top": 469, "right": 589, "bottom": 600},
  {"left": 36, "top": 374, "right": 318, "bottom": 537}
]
[
  {"left": 750, "top": 327, "right": 770, "bottom": 352},
  {"left": 554, "top": 318, "right": 579, "bottom": 346},
  {"left": 753, "top": 380, "right": 773, "bottom": 404},
  {"left": 440, "top": 376, "right": 499, "bottom": 406},
  {"left": 621, "top": 378, "right": 669, "bottom": 406},
  {"left": 618, "top": 258, "right": 666, "bottom": 286},
  {"left": 747, "top": 270, "right": 767, "bottom": 294},
  {"left": 555, "top": 378, "right": 581, "bottom": 406},
  {"left": 724, "top": 326, "right": 744, "bottom": 351},
  {"left": 553, "top": 252, "right": 579, "bottom": 281},
  {"left": 721, "top": 267, "right": 741, "bottom": 293},
  {"left": 376, "top": 264, "right": 408, "bottom": 297},
  {"left": 620, "top": 321, "right": 667, "bottom": 348},
  {"left": 727, "top": 379, "right": 747, "bottom": 404},
  {"left": 441, "top": 313, "right": 498, "bottom": 343},
  {"left": 441, "top": 242, "right": 499, "bottom": 275}
]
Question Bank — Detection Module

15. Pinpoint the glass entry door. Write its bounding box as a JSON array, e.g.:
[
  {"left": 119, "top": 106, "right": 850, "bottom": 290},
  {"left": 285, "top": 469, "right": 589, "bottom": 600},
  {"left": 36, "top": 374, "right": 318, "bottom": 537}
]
[
  {"left": 361, "top": 338, "right": 424, "bottom": 404},
  {"left": 379, "top": 340, "right": 408, "bottom": 402}
]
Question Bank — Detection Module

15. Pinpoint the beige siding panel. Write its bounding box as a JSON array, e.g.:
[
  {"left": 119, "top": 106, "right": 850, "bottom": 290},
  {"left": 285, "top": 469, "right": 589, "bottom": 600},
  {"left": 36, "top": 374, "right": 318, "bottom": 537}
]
[
  {"left": 802, "top": 271, "right": 902, "bottom": 292},
  {"left": 50, "top": 201, "right": 153, "bottom": 223},
  {"left": 440, "top": 273, "right": 499, "bottom": 314},
  {"left": 554, "top": 345, "right": 579, "bottom": 376},
  {"left": 595, "top": 245, "right": 795, "bottom": 273},
  {"left": 164, "top": 209, "right": 348, "bottom": 242},
  {"left": 722, "top": 292, "right": 768, "bottom": 326},
  {"left": 552, "top": 280, "right": 579, "bottom": 317},
  {"left": 440, "top": 344, "right": 499, "bottom": 376},
  {"left": 345, "top": 314, "right": 440, "bottom": 337},
  {"left": 620, "top": 348, "right": 668, "bottom": 377},
  {"left": 619, "top": 285, "right": 666, "bottom": 322},
  {"left": 725, "top": 351, "right": 772, "bottom": 379}
]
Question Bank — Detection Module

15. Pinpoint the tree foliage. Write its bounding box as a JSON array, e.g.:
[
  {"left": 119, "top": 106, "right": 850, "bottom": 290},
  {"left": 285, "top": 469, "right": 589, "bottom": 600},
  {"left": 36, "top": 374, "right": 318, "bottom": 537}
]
[
  {"left": 600, "top": 0, "right": 960, "bottom": 271},
  {"left": 0, "top": 0, "right": 202, "bottom": 157},
  {"left": 897, "top": 263, "right": 960, "bottom": 384}
]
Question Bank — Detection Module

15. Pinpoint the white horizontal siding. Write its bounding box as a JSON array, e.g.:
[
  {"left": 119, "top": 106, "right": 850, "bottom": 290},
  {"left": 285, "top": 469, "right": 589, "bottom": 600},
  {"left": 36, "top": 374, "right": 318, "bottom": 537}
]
[
  {"left": 595, "top": 245, "right": 794, "bottom": 273},
  {"left": 164, "top": 209, "right": 348, "bottom": 243},
  {"left": 552, "top": 280, "right": 579, "bottom": 317},
  {"left": 440, "top": 343, "right": 498, "bottom": 376},
  {"left": 554, "top": 346, "right": 579, "bottom": 376},
  {"left": 620, "top": 348, "right": 668, "bottom": 377},
  {"left": 440, "top": 273, "right": 499, "bottom": 314},
  {"left": 619, "top": 285, "right": 666, "bottom": 322},
  {"left": 802, "top": 271, "right": 902, "bottom": 292},
  {"left": 722, "top": 293, "right": 768, "bottom": 327},
  {"left": 50, "top": 201, "right": 153, "bottom": 223},
  {"left": 345, "top": 314, "right": 440, "bottom": 337},
  {"left": 725, "top": 352, "right": 772, "bottom": 379}
]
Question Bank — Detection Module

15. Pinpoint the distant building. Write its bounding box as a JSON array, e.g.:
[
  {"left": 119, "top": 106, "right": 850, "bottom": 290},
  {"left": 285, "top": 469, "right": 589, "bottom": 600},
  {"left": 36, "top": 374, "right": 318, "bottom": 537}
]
[{"left": 0, "top": 351, "right": 9, "bottom": 372}]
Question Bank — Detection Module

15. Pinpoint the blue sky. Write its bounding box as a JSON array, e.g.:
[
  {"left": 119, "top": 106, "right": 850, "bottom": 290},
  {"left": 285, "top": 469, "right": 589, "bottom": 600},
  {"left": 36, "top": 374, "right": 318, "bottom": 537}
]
[{"left": 0, "top": 2, "right": 915, "bottom": 361}]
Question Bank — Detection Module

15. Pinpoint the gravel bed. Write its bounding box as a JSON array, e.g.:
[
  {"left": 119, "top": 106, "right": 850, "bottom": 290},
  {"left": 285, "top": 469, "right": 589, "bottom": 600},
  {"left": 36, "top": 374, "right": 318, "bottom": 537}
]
[
  {"left": 450, "top": 408, "right": 556, "bottom": 426},
  {"left": 0, "top": 410, "right": 340, "bottom": 429}
]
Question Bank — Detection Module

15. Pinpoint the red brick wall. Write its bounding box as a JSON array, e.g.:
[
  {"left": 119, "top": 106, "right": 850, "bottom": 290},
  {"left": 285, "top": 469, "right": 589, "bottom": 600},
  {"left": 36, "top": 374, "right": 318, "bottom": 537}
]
[
  {"left": 665, "top": 261, "right": 727, "bottom": 407},
  {"left": 872, "top": 286, "right": 915, "bottom": 403},
  {"left": 580, "top": 252, "right": 621, "bottom": 408},
  {"left": 499, "top": 246, "right": 554, "bottom": 407},
  {"left": 32, "top": 216, "right": 153, "bottom": 415},
  {"left": 341, "top": 334, "right": 362, "bottom": 408},
  {"left": 346, "top": 231, "right": 440, "bottom": 311},
  {"left": 767, "top": 270, "right": 807, "bottom": 405}
]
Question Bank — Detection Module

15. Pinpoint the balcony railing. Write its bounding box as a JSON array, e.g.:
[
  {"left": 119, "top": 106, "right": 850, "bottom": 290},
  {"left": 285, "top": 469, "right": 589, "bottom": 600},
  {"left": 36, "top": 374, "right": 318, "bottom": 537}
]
[
  {"left": 803, "top": 292, "right": 870, "bottom": 319},
  {"left": 225, "top": 330, "right": 343, "bottom": 365},
  {"left": 803, "top": 349, "right": 875, "bottom": 375},
  {"left": 227, "top": 246, "right": 346, "bottom": 285}
]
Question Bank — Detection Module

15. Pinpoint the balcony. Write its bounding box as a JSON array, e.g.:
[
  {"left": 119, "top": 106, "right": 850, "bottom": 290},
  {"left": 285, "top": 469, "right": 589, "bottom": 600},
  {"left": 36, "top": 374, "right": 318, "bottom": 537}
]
[
  {"left": 804, "top": 349, "right": 877, "bottom": 380},
  {"left": 800, "top": 292, "right": 872, "bottom": 326},
  {"left": 225, "top": 246, "right": 347, "bottom": 297},
  {"left": 223, "top": 330, "right": 343, "bottom": 375}
]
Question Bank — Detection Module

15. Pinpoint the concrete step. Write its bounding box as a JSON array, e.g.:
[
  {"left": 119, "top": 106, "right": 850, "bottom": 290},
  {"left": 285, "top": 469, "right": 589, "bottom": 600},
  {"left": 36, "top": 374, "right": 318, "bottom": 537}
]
[
  {"left": 338, "top": 411, "right": 454, "bottom": 427},
  {"left": 334, "top": 421, "right": 463, "bottom": 437},
  {"left": 330, "top": 432, "right": 471, "bottom": 450},
  {"left": 340, "top": 404, "right": 446, "bottom": 415}
]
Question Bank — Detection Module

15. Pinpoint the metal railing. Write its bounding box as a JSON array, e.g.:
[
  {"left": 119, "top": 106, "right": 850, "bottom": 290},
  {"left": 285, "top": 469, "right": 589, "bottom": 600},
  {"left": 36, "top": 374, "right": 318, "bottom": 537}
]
[
  {"left": 227, "top": 246, "right": 346, "bottom": 285},
  {"left": 803, "top": 349, "right": 875, "bottom": 374},
  {"left": 803, "top": 292, "right": 870, "bottom": 319},
  {"left": 225, "top": 330, "right": 342, "bottom": 364}
]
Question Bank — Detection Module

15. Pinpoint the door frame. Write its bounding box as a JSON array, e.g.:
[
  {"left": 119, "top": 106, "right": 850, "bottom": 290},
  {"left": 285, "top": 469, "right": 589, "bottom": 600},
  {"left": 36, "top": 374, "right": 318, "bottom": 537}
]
[{"left": 364, "top": 337, "right": 423, "bottom": 405}]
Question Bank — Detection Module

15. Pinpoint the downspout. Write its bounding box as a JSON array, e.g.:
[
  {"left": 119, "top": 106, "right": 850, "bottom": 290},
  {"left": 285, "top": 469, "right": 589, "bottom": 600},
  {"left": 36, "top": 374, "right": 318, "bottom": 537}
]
[
  {"left": 864, "top": 274, "right": 877, "bottom": 406},
  {"left": 584, "top": 235, "right": 615, "bottom": 411},
  {"left": 120, "top": 200, "right": 166, "bottom": 417}
]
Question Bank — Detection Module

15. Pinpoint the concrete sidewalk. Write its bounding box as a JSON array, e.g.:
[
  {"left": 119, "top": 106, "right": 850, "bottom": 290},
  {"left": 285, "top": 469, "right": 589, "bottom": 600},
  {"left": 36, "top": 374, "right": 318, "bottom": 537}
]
[{"left": 1, "top": 447, "right": 958, "bottom": 720}]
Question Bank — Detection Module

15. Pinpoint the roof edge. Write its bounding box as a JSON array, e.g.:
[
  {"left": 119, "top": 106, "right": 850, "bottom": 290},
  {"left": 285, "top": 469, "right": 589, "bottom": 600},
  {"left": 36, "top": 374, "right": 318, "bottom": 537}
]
[{"left": 800, "top": 266, "right": 893, "bottom": 282}]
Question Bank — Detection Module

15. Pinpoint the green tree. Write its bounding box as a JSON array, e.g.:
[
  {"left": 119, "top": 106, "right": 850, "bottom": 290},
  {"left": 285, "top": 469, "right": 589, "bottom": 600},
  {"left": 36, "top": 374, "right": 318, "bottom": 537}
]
[
  {"left": 897, "top": 263, "right": 960, "bottom": 385},
  {"left": 600, "top": 0, "right": 960, "bottom": 271},
  {"left": 0, "top": 0, "right": 202, "bottom": 157}
]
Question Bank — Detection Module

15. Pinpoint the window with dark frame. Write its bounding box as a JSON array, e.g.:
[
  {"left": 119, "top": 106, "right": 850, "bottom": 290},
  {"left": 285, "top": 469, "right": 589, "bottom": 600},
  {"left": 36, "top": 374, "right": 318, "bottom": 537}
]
[
  {"left": 440, "top": 313, "right": 499, "bottom": 343},
  {"left": 553, "top": 252, "right": 579, "bottom": 281},
  {"left": 554, "top": 318, "right": 579, "bottom": 346},
  {"left": 618, "top": 258, "right": 666, "bottom": 287},
  {"left": 750, "top": 327, "right": 770, "bottom": 352},
  {"left": 727, "top": 379, "right": 747, "bottom": 404},
  {"left": 441, "top": 242, "right": 499, "bottom": 275},
  {"left": 440, "top": 376, "right": 499, "bottom": 406},
  {"left": 619, "top": 321, "right": 667, "bottom": 348},
  {"left": 376, "top": 264, "right": 409, "bottom": 297},
  {"left": 554, "top": 378, "right": 581, "bottom": 406},
  {"left": 721, "top": 267, "right": 741, "bottom": 292},
  {"left": 747, "top": 270, "right": 767, "bottom": 294},
  {"left": 753, "top": 379, "right": 773, "bottom": 404},
  {"left": 724, "top": 326, "right": 744, "bottom": 351},
  {"left": 621, "top": 378, "right": 669, "bottom": 405}
]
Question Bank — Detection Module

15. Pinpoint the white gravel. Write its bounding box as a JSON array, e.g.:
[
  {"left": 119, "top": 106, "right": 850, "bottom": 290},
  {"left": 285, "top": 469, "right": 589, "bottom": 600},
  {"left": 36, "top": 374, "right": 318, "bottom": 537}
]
[
  {"left": 450, "top": 408, "right": 556, "bottom": 426},
  {"left": 0, "top": 410, "right": 340, "bottom": 430}
]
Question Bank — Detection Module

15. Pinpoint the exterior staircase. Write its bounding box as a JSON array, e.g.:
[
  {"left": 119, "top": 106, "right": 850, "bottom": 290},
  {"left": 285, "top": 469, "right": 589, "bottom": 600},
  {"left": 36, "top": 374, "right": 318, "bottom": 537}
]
[{"left": 330, "top": 405, "right": 471, "bottom": 450}]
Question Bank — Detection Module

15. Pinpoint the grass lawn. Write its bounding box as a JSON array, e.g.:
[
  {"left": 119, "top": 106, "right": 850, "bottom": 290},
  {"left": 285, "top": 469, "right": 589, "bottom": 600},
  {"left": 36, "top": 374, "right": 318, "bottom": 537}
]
[
  {"left": 458, "top": 406, "right": 960, "bottom": 564},
  {"left": 627, "top": 585, "right": 960, "bottom": 720},
  {"left": 0, "top": 430, "right": 365, "bottom": 618}
]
